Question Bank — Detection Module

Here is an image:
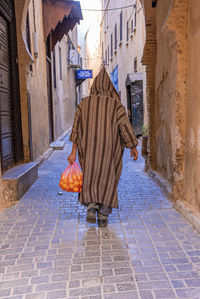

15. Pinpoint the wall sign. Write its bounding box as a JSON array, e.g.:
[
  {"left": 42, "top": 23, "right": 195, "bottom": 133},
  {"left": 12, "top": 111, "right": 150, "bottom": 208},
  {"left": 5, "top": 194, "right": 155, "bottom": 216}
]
[{"left": 77, "top": 70, "right": 93, "bottom": 79}]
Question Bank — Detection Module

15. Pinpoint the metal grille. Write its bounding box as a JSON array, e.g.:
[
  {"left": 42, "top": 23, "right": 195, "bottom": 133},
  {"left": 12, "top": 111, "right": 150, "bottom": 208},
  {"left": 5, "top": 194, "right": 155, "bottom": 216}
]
[{"left": 0, "top": 15, "right": 15, "bottom": 171}]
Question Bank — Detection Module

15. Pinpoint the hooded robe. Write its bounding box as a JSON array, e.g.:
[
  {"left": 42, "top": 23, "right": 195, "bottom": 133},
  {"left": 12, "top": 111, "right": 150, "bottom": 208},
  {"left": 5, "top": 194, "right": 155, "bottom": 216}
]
[{"left": 69, "top": 67, "right": 138, "bottom": 209}]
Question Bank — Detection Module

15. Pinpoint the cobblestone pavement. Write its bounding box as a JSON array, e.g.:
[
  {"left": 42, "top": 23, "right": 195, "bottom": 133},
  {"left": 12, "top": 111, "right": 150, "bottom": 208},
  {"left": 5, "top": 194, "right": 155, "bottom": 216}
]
[{"left": 1, "top": 137, "right": 200, "bottom": 299}]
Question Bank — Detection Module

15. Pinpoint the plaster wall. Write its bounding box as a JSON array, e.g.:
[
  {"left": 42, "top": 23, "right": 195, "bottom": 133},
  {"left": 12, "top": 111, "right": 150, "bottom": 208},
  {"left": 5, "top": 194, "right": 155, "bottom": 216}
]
[
  {"left": 85, "top": 11, "right": 102, "bottom": 94},
  {"left": 80, "top": 0, "right": 102, "bottom": 97},
  {"left": 184, "top": 0, "right": 200, "bottom": 212},
  {"left": 52, "top": 28, "right": 78, "bottom": 140},
  {"left": 154, "top": 0, "right": 175, "bottom": 182},
  {"left": 100, "top": 0, "right": 147, "bottom": 120},
  {"left": 26, "top": 0, "right": 49, "bottom": 160}
]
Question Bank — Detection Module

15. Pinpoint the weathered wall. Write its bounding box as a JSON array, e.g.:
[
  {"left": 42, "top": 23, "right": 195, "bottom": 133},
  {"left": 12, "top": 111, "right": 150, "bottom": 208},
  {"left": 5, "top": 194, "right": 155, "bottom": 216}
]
[
  {"left": 100, "top": 0, "right": 147, "bottom": 115},
  {"left": 184, "top": 0, "right": 200, "bottom": 212},
  {"left": 154, "top": 0, "right": 189, "bottom": 200},
  {"left": 26, "top": 0, "right": 49, "bottom": 160},
  {"left": 154, "top": 0, "right": 175, "bottom": 181},
  {"left": 52, "top": 28, "right": 78, "bottom": 140}
]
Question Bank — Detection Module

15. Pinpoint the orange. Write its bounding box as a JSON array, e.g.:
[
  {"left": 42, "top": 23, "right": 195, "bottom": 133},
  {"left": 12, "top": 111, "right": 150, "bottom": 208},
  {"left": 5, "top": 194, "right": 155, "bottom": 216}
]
[
  {"left": 72, "top": 174, "right": 77, "bottom": 180},
  {"left": 73, "top": 187, "right": 79, "bottom": 193},
  {"left": 69, "top": 184, "right": 74, "bottom": 189},
  {"left": 74, "top": 181, "right": 80, "bottom": 187},
  {"left": 68, "top": 178, "right": 73, "bottom": 184}
]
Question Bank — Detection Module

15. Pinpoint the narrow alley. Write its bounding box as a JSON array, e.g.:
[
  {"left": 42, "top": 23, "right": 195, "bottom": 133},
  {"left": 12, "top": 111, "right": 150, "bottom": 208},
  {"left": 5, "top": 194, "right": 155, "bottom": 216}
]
[{"left": 0, "top": 136, "right": 200, "bottom": 299}]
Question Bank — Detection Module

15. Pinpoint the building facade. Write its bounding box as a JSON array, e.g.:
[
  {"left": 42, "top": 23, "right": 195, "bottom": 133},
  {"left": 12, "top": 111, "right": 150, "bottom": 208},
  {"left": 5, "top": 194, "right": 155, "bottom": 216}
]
[
  {"left": 0, "top": 0, "right": 82, "bottom": 208},
  {"left": 141, "top": 0, "right": 200, "bottom": 218},
  {"left": 100, "top": 0, "right": 147, "bottom": 135},
  {"left": 79, "top": 0, "right": 102, "bottom": 98}
]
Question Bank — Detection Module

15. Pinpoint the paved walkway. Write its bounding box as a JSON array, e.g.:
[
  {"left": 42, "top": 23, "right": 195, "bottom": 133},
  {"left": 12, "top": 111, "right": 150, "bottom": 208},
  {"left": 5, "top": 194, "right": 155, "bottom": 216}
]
[{"left": 1, "top": 137, "right": 200, "bottom": 299}]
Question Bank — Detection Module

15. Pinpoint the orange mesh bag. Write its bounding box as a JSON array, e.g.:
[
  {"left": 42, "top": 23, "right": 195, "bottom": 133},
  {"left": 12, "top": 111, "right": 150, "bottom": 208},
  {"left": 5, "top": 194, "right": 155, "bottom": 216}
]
[{"left": 59, "top": 162, "right": 83, "bottom": 193}]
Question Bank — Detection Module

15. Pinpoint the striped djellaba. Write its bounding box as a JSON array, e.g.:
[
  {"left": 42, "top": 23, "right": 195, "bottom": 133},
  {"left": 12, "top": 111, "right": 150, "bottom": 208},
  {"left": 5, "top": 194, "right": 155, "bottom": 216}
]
[{"left": 69, "top": 66, "right": 138, "bottom": 209}]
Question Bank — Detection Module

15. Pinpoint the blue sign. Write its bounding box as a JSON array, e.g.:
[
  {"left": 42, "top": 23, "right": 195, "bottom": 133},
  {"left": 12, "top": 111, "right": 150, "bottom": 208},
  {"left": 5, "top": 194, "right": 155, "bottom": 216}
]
[
  {"left": 77, "top": 70, "right": 93, "bottom": 79},
  {"left": 110, "top": 65, "right": 119, "bottom": 92}
]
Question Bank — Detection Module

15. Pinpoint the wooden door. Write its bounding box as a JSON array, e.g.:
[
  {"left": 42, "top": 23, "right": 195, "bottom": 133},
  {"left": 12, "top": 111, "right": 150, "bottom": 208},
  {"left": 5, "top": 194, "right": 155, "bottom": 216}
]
[{"left": 131, "top": 80, "right": 143, "bottom": 137}]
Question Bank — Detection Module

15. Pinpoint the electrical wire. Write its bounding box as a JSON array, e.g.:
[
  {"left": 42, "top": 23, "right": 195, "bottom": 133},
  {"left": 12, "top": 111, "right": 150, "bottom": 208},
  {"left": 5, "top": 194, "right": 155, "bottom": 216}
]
[
  {"left": 81, "top": 56, "right": 102, "bottom": 60},
  {"left": 81, "top": 4, "right": 135, "bottom": 12}
]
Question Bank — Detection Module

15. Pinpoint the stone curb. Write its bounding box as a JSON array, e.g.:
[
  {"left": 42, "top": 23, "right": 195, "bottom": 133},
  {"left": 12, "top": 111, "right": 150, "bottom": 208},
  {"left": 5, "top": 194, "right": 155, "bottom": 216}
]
[
  {"left": 173, "top": 200, "right": 200, "bottom": 234},
  {"left": 148, "top": 168, "right": 200, "bottom": 234},
  {"left": 35, "top": 128, "right": 72, "bottom": 167},
  {"left": 147, "top": 169, "right": 172, "bottom": 198}
]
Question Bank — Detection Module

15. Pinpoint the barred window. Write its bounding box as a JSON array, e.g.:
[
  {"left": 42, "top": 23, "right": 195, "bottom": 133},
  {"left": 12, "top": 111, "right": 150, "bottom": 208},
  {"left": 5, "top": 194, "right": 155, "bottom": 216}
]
[
  {"left": 134, "top": 57, "right": 137, "bottom": 73},
  {"left": 131, "top": 19, "right": 134, "bottom": 33},
  {"left": 114, "top": 24, "right": 117, "bottom": 50},
  {"left": 126, "top": 21, "right": 129, "bottom": 42},
  {"left": 111, "top": 34, "right": 113, "bottom": 58},
  {"left": 120, "top": 12, "right": 123, "bottom": 42}
]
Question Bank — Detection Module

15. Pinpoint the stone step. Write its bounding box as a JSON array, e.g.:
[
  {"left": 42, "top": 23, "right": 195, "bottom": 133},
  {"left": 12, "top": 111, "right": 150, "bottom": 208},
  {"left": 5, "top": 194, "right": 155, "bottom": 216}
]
[
  {"left": 2, "top": 162, "right": 38, "bottom": 204},
  {"left": 50, "top": 141, "right": 65, "bottom": 150}
]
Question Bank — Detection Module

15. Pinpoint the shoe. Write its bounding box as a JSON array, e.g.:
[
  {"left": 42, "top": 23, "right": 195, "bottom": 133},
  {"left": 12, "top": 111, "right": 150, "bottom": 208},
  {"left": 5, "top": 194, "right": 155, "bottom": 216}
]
[
  {"left": 98, "top": 219, "right": 108, "bottom": 227},
  {"left": 86, "top": 208, "right": 96, "bottom": 223},
  {"left": 97, "top": 211, "right": 108, "bottom": 227}
]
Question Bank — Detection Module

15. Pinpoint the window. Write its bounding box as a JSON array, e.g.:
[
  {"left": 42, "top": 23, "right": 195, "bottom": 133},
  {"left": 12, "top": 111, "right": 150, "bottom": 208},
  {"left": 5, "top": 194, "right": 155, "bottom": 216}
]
[
  {"left": 134, "top": 57, "right": 137, "bottom": 73},
  {"left": 108, "top": 46, "right": 109, "bottom": 63},
  {"left": 131, "top": 19, "right": 134, "bottom": 33},
  {"left": 114, "top": 24, "right": 117, "bottom": 50},
  {"left": 26, "top": 12, "right": 31, "bottom": 53},
  {"left": 126, "top": 21, "right": 129, "bottom": 42},
  {"left": 111, "top": 34, "right": 113, "bottom": 58},
  {"left": 120, "top": 12, "right": 123, "bottom": 42},
  {"left": 134, "top": 6, "right": 137, "bottom": 27},
  {"left": 53, "top": 49, "right": 56, "bottom": 88},
  {"left": 59, "top": 47, "right": 62, "bottom": 80}
]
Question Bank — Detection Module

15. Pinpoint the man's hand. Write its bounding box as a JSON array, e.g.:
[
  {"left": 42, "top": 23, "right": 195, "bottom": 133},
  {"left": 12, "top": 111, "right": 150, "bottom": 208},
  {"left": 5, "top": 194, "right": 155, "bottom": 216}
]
[
  {"left": 68, "top": 143, "right": 78, "bottom": 165},
  {"left": 131, "top": 147, "right": 138, "bottom": 161},
  {"left": 67, "top": 153, "right": 76, "bottom": 165}
]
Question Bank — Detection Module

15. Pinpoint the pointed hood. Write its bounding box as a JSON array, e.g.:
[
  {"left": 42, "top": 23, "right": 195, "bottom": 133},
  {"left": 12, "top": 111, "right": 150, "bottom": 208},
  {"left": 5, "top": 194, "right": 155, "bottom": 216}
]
[{"left": 90, "top": 66, "right": 120, "bottom": 100}]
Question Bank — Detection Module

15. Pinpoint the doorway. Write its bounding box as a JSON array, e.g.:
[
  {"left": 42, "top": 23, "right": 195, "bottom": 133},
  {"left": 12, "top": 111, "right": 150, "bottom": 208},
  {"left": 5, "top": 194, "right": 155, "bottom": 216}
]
[
  {"left": 0, "top": 0, "right": 23, "bottom": 172},
  {"left": 126, "top": 74, "right": 144, "bottom": 137},
  {"left": 46, "top": 34, "right": 54, "bottom": 143}
]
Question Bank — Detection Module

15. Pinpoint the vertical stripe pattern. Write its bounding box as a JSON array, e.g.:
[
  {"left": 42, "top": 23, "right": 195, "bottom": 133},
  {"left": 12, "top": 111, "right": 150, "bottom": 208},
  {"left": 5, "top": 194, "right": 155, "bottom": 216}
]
[{"left": 69, "top": 67, "right": 138, "bottom": 208}]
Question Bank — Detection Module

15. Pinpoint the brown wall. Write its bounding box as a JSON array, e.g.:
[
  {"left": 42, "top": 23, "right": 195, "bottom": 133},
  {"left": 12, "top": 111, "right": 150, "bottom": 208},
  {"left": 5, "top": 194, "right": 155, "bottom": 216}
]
[
  {"left": 184, "top": 0, "right": 200, "bottom": 212},
  {"left": 143, "top": 0, "right": 200, "bottom": 214},
  {"left": 154, "top": 0, "right": 175, "bottom": 182}
]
